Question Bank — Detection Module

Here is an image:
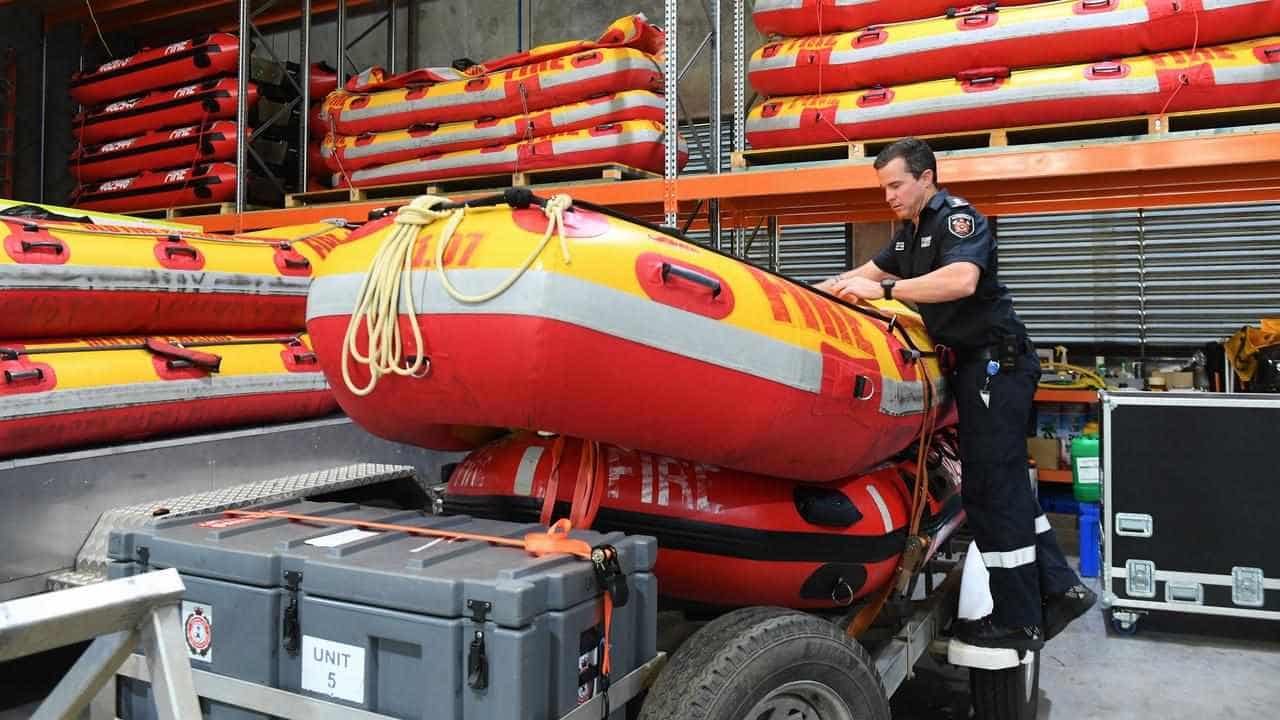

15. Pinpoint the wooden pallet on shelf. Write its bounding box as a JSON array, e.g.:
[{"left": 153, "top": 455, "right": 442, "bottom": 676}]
[
  {"left": 122, "top": 202, "right": 268, "bottom": 220},
  {"left": 731, "top": 101, "right": 1280, "bottom": 171},
  {"left": 285, "top": 163, "right": 659, "bottom": 208}
]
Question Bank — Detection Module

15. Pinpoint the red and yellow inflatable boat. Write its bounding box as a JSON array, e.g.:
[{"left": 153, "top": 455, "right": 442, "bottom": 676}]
[
  {"left": 327, "top": 48, "right": 663, "bottom": 135},
  {"left": 71, "top": 163, "right": 237, "bottom": 213},
  {"left": 320, "top": 90, "right": 666, "bottom": 172},
  {"left": 750, "top": 0, "right": 1280, "bottom": 96},
  {"left": 752, "top": 0, "right": 1040, "bottom": 37},
  {"left": 333, "top": 120, "right": 682, "bottom": 189},
  {"left": 69, "top": 33, "right": 242, "bottom": 106},
  {"left": 446, "top": 432, "right": 963, "bottom": 609},
  {"left": 73, "top": 78, "right": 258, "bottom": 146},
  {"left": 747, "top": 35, "right": 1280, "bottom": 149},
  {"left": 301, "top": 191, "right": 952, "bottom": 480},
  {"left": 1, "top": 215, "right": 345, "bottom": 338},
  {"left": 70, "top": 121, "right": 243, "bottom": 184},
  {"left": 0, "top": 334, "right": 336, "bottom": 458}
]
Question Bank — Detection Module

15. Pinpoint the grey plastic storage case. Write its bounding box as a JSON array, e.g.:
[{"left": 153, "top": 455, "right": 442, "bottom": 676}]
[{"left": 108, "top": 499, "right": 658, "bottom": 720}]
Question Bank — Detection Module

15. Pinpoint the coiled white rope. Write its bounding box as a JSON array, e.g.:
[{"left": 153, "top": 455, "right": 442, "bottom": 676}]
[
  {"left": 435, "top": 192, "right": 573, "bottom": 303},
  {"left": 341, "top": 193, "right": 574, "bottom": 396}
]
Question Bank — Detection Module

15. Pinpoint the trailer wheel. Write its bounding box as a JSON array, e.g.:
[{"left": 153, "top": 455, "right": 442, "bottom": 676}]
[
  {"left": 969, "top": 649, "right": 1040, "bottom": 720},
  {"left": 637, "top": 606, "right": 890, "bottom": 720}
]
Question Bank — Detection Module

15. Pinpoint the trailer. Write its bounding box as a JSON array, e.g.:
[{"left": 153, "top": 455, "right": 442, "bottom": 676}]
[{"left": 1, "top": 421, "right": 1039, "bottom": 720}]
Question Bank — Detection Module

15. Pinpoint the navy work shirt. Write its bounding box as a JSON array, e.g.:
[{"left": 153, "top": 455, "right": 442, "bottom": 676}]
[{"left": 871, "top": 189, "right": 1027, "bottom": 351}]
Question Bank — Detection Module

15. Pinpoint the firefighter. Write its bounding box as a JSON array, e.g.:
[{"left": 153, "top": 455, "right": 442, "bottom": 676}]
[{"left": 819, "top": 138, "right": 1096, "bottom": 649}]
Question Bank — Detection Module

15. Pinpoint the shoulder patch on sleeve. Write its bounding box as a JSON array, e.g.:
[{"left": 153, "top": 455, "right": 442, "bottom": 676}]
[
  {"left": 946, "top": 196, "right": 970, "bottom": 208},
  {"left": 948, "top": 213, "right": 975, "bottom": 238}
]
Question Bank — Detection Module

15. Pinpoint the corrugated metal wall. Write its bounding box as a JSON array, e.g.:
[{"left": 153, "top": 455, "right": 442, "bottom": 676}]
[
  {"left": 998, "top": 202, "right": 1280, "bottom": 348},
  {"left": 997, "top": 211, "right": 1145, "bottom": 345}
]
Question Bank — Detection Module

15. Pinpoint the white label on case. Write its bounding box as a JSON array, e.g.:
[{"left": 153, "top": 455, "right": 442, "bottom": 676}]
[
  {"left": 305, "top": 528, "right": 380, "bottom": 547},
  {"left": 1076, "top": 457, "right": 1100, "bottom": 484},
  {"left": 301, "top": 636, "right": 365, "bottom": 704}
]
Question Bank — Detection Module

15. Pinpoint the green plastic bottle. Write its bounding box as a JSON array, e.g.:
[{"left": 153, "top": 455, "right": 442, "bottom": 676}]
[{"left": 1072, "top": 433, "right": 1101, "bottom": 502}]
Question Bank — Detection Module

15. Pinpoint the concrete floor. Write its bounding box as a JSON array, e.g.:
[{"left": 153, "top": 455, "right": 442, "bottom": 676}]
[
  {"left": 890, "top": 569, "right": 1280, "bottom": 720},
  {"left": 6, "top": 557, "right": 1279, "bottom": 719}
]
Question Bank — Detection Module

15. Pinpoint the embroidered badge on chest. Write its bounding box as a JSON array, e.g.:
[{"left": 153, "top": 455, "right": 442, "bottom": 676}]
[
  {"left": 948, "top": 214, "right": 975, "bottom": 238},
  {"left": 895, "top": 241, "right": 906, "bottom": 251},
  {"left": 920, "top": 236, "right": 932, "bottom": 248}
]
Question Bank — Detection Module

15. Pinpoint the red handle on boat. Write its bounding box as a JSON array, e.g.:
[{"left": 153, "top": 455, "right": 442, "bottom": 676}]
[
  {"left": 144, "top": 338, "right": 222, "bottom": 372},
  {"left": 956, "top": 66, "right": 1010, "bottom": 82},
  {"left": 19, "top": 240, "right": 64, "bottom": 255},
  {"left": 661, "top": 262, "right": 722, "bottom": 298},
  {"left": 3, "top": 368, "right": 43, "bottom": 384},
  {"left": 163, "top": 245, "right": 200, "bottom": 259}
]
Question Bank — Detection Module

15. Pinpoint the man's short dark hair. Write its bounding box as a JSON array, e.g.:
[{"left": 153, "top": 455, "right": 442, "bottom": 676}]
[{"left": 874, "top": 137, "right": 938, "bottom": 184}]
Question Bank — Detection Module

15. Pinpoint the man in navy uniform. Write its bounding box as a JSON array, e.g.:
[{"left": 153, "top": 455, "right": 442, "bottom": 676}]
[{"left": 819, "top": 138, "right": 1096, "bottom": 650}]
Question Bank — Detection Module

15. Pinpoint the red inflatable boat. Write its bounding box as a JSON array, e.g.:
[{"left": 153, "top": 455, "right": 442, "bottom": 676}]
[
  {"left": 750, "top": 0, "right": 1280, "bottom": 96},
  {"left": 308, "top": 62, "right": 339, "bottom": 98},
  {"left": 0, "top": 334, "right": 336, "bottom": 459},
  {"left": 320, "top": 90, "right": 666, "bottom": 172},
  {"left": 328, "top": 48, "right": 663, "bottom": 135},
  {"left": 69, "top": 33, "right": 241, "bottom": 106},
  {"left": 301, "top": 193, "right": 953, "bottom": 479},
  {"left": 73, "top": 78, "right": 258, "bottom": 146},
  {"left": 71, "top": 163, "right": 237, "bottom": 213},
  {"left": 340, "top": 14, "right": 665, "bottom": 94},
  {"left": 334, "top": 120, "right": 682, "bottom": 188},
  {"left": 69, "top": 121, "right": 243, "bottom": 184},
  {"left": 746, "top": 35, "right": 1280, "bottom": 149},
  {"left": 1, "top": 215, "right": 346, "bottom": 339},
  {"left": 444, "top": 432, "right": 964, "bottom": 609},
  {"left": 752, "top": 0, "right": 1040, "bottom": 37}
]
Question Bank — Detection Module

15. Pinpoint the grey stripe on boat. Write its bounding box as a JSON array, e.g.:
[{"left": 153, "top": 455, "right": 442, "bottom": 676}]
[
  {"left": 833, "top": 76, "right": 1161, "bottom": 125},
  {"left": 750, "top": 9, "right": 1152, "bottom": 73},
  {"left": 1204, "top": 0, "right": 1270, "bottom": 9},
  {"left": 2, "top": 373, "right": 329, "bottom": 420},
  {"left": 348, "top": 147, "right": 521, "bottom": 184},
  {"left": 0, "top": 264, "right": 310, "bottom": 295},
  {"left": 339, "top": 53, "right": 658, "bottom": 124},
  {"left": 308, "top": 269, "right": 946, "bottom": 415}
]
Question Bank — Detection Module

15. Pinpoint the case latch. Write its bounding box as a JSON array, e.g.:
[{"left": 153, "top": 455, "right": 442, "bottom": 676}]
[{"left": 282, "top": 570, "right": 303, "bottom": 657}]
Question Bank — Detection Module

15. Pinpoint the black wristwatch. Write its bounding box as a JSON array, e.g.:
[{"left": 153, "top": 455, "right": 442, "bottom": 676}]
[{"left": 880, "top": 278, "right": 896, "bottom": 300}]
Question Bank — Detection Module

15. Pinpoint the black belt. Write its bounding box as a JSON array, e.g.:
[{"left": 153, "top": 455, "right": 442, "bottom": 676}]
[{"left": 957, "top": 336, "right": 1033, "bottom": 368}]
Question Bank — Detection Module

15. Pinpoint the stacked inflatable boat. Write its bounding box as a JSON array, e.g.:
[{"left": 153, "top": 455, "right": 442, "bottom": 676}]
[
  {"left": 297, "top": 190, "right": 962, "bottom": 608},
  {"left": 68, "top": 34, "right": 256, "bottom": 212},
  {"left": 746, "top": 0, "right": 1280, "bottom": 148},
  {"left": 316, "top": 15, "right": 686, "bottom": 188},
  {"left": 0, "top": 204, "right": 344, "bottom": 458}
]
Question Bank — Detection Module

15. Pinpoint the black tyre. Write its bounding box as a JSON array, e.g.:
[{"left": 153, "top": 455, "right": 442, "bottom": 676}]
[
  {"left": 969, "top": 649, "right": 1040, "bottom": 720},
  {"left": 637, "top": 606, "right": 890, "bottom": 720}
]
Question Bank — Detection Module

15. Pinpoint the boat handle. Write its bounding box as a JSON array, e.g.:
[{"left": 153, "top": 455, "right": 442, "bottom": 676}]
[
  {"left": 19, "top": 240, "right": 64, "bottom": 254},
  {"left": 283, "top": 256, "right": 311, "bottom": 269},
  {"left": 164, "top": 245, "right": 200, "bottom": 259},
  {"left": 853, "top": 375, "right": 876, "bottom": 402},
  {"left": 661, "top": 262, "right": 721, "bottom": 298},
  {"left": 1080, "top": 0, "right": 1114, "bottom": 8},
  {"left": 1090, "top": 62, "right": 1125, "bottom": 75},
  {"left": 855, "top": 29, "right": 884, "bottom": 45},
  {"left": 290, "top": 351, "right": 318, "bottom": 364},
  {"left": 4, "top": 368, "right": 43, "bottom": 383},
  {"left": 961, "top": 14, "right": 991, "bottom": 26}
]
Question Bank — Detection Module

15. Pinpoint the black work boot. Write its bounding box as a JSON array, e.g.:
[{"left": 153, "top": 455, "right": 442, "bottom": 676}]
[
  {"left": 954, "top": 618, "right": 1045, "bottom": 652},
  {"left": 1043, "top": 584, "right": 1098, "bottom": 641}
]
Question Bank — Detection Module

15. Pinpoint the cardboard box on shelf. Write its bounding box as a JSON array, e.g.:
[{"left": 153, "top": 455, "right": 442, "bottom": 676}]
[{"left": 1027, "top": 437, "right": 1061, "bottom": 471}]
